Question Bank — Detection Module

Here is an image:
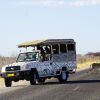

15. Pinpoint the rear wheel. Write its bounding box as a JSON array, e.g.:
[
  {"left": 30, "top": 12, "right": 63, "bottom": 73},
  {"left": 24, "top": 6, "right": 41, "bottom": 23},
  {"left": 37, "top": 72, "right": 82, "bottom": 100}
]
[
  {"left": 4, "top": 78, "right": 12, "bottom": 87},
  {"left": 58, "top": 72, "right": 69, "bottom": 83}
]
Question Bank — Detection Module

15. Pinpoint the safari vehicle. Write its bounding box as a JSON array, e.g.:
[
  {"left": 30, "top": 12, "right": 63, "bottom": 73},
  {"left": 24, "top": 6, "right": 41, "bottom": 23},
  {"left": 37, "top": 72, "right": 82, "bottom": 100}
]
[{"left": 1, "top": 39, "right": 77, "bottom": 87}]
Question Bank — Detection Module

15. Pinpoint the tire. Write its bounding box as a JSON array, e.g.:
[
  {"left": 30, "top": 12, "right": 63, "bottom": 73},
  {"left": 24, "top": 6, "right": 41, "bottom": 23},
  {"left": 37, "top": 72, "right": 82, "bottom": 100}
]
[
  {"left": 38, "top": 78, "right": 45, "bottom": 83},
  {"left": 30, "top": 70, "right": 37, "bottom": 85},
  {"left": 58, "top": 72, "right": 69, "bottom": 83},
  {"left": 4, "top": 78, "right": 12, "bottom": 87}
]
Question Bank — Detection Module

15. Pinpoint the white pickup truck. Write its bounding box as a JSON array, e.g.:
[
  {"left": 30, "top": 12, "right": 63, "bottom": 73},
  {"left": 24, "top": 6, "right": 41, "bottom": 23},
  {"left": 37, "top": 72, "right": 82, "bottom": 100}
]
[{"left": 1, "top": 39, "right": 77, "bottom": 87}]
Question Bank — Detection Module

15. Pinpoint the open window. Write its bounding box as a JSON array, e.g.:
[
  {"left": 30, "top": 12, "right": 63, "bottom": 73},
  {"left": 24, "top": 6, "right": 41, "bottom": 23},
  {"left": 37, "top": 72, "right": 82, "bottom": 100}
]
[
  {"left": 60, "top": 44, "right": 67, "bottom": 53},
  {"left": 52, "top": 44, "right": 59, "bottom": 54},
  {"left": 67, "top": 44, "right": 75, "bottom": 51},
  {"left": 44, "top": 46, "right": 51, "bottom": 54}
]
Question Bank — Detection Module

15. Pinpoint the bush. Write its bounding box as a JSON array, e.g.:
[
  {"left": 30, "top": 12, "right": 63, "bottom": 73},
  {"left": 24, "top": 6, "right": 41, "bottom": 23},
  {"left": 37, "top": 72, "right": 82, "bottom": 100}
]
[{"left": 0, "top": 56, "right": 16, "bottom": 69}]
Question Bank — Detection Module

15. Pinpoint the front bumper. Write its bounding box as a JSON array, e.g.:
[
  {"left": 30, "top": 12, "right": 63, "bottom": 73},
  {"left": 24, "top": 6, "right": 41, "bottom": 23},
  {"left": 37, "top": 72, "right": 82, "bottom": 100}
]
[{"left": 1, "top": 70, "right": 30, "bottom": 80}]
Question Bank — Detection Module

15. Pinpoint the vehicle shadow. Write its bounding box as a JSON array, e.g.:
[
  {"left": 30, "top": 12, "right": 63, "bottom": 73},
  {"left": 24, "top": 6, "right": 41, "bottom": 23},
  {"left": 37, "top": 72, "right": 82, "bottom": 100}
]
[
  {"left": 39, "top": 80, "right": 100, "bottom": 85},
  {"left": 10, "top": 80, "right": 100, "bottom": 88},
  {"left": 12, "top": 79, "right": 100, "bottom": 87},
  {"left": 12, "top": 85, "right": 29, "bottom": 87}
]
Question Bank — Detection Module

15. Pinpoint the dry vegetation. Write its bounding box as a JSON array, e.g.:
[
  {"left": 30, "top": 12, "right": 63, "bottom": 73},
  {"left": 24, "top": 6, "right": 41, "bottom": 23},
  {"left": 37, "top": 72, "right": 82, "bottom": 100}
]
[
  {"left": 0, "top": 56, "right": 16, "bottom": 69},
  {"left": 77, "top": 52, "right": 100, "bottom": 68},
  {"left": 77, "top": 55, "right": 100, "bottom": 64}
]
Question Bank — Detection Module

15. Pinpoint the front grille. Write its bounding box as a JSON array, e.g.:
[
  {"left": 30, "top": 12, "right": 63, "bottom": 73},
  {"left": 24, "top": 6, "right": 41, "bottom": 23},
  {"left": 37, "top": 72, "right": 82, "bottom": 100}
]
[{"left": 6, "top": 66, "right": 20, "bottom": 71}]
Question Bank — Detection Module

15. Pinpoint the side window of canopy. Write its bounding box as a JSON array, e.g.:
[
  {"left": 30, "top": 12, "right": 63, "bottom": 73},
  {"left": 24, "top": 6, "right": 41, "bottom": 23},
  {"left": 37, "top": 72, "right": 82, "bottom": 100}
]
[
  {"left": 60, "top": 44, "right": 67, "bottom": 53},
  {"left": 67, "top": 44, "right": 75, "bottom": 51},
  {"left": 52, "top": 44, "right": 59, "bottom": 54}
]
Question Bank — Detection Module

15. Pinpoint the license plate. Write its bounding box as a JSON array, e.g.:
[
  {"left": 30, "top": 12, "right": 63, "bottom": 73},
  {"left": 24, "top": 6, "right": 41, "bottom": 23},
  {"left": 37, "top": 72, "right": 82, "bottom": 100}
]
[{"left": 7, "top": 73, "right": 14, "bottom": 77}]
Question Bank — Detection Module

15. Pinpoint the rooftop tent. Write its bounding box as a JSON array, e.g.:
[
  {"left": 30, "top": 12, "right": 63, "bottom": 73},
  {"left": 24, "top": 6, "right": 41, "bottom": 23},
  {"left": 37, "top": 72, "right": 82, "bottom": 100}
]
[{"left": 18, "top": 39, "right": 75, "bottom": 48}]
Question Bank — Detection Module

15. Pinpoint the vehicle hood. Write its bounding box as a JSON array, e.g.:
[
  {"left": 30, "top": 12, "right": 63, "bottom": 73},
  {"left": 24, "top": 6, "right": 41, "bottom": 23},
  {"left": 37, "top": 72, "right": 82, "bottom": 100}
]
[
  {"left": 8, "top": 62, "right": 28, "bottom": 67},
  {"left": 2, "top": 61, "right": 37, "bottom": 71}
]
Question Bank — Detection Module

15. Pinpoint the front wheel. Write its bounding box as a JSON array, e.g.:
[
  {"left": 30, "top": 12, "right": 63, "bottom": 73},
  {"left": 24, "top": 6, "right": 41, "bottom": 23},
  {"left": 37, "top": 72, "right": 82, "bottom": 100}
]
[
  {"left": 58, "top": 72, "right": 69, "bottom": 83},
  {"left": 30, "top": 70, "right": 37, "bottom": 85},
  {"left": 4, "top": 78, "right": 12, "bottom": 87}
]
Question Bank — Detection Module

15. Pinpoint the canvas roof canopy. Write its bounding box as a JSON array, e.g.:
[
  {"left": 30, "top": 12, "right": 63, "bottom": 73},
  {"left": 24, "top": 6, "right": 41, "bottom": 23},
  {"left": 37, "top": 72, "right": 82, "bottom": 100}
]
[{"left": 18, "top": 39, "right": 75, "bottom": 48}]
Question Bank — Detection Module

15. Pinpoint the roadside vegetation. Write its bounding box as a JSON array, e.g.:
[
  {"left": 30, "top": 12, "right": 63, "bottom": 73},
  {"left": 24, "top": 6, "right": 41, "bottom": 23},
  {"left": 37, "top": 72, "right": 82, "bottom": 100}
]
[
  {"left": 77, "top": 52, "right": 100, "bottom": 69},
  {"left": 0, "top": 56, "right": 16, "bottom": 69}
]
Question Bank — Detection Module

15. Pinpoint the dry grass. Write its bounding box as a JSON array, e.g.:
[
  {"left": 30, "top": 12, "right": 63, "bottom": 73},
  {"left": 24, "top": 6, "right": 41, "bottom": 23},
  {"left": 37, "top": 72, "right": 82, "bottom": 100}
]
[
  {"left": 77, "top": 55, "right": 100, "bottom": 69},
  {"left": 0, "top": 56, "right": 16, "bottom": 69}
]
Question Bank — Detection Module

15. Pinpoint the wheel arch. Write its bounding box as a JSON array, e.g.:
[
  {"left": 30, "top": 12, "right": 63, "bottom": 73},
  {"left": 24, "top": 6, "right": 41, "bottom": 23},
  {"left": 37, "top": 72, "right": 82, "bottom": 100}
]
[{"left": 30, "top": 68, "right": 39, "bottom": 79}]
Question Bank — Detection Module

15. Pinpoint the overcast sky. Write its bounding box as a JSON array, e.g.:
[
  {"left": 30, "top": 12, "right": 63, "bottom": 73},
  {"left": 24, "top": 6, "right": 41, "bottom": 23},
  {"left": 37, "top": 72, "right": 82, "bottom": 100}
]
[{"left": 0, "top": 0, "right": 100, "bottom": 56}]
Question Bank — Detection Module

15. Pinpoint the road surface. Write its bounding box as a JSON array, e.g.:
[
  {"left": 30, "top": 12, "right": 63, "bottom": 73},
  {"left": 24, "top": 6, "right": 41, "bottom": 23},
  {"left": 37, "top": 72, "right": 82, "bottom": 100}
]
[{"left": 0, "top": 69, "right": 100, "bottom": 100}]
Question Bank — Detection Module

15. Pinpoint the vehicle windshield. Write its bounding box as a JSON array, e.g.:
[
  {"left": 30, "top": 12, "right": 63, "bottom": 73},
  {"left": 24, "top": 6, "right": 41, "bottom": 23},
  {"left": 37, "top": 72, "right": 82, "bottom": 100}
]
[{"left": 16, "top": 52, "right": 39, "bottom": 62}]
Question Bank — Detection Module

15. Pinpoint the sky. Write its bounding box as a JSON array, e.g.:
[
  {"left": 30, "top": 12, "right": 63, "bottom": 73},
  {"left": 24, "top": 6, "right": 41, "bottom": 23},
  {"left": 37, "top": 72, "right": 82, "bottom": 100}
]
[{"left": 0, "top": 0, "right": 100, "bottom": 56}]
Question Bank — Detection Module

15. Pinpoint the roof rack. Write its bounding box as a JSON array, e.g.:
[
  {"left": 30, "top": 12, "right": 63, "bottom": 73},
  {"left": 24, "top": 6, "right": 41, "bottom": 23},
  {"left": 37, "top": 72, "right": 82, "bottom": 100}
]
[{"left": 18, "top": 39, "right": 75, "bottom": 48}]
